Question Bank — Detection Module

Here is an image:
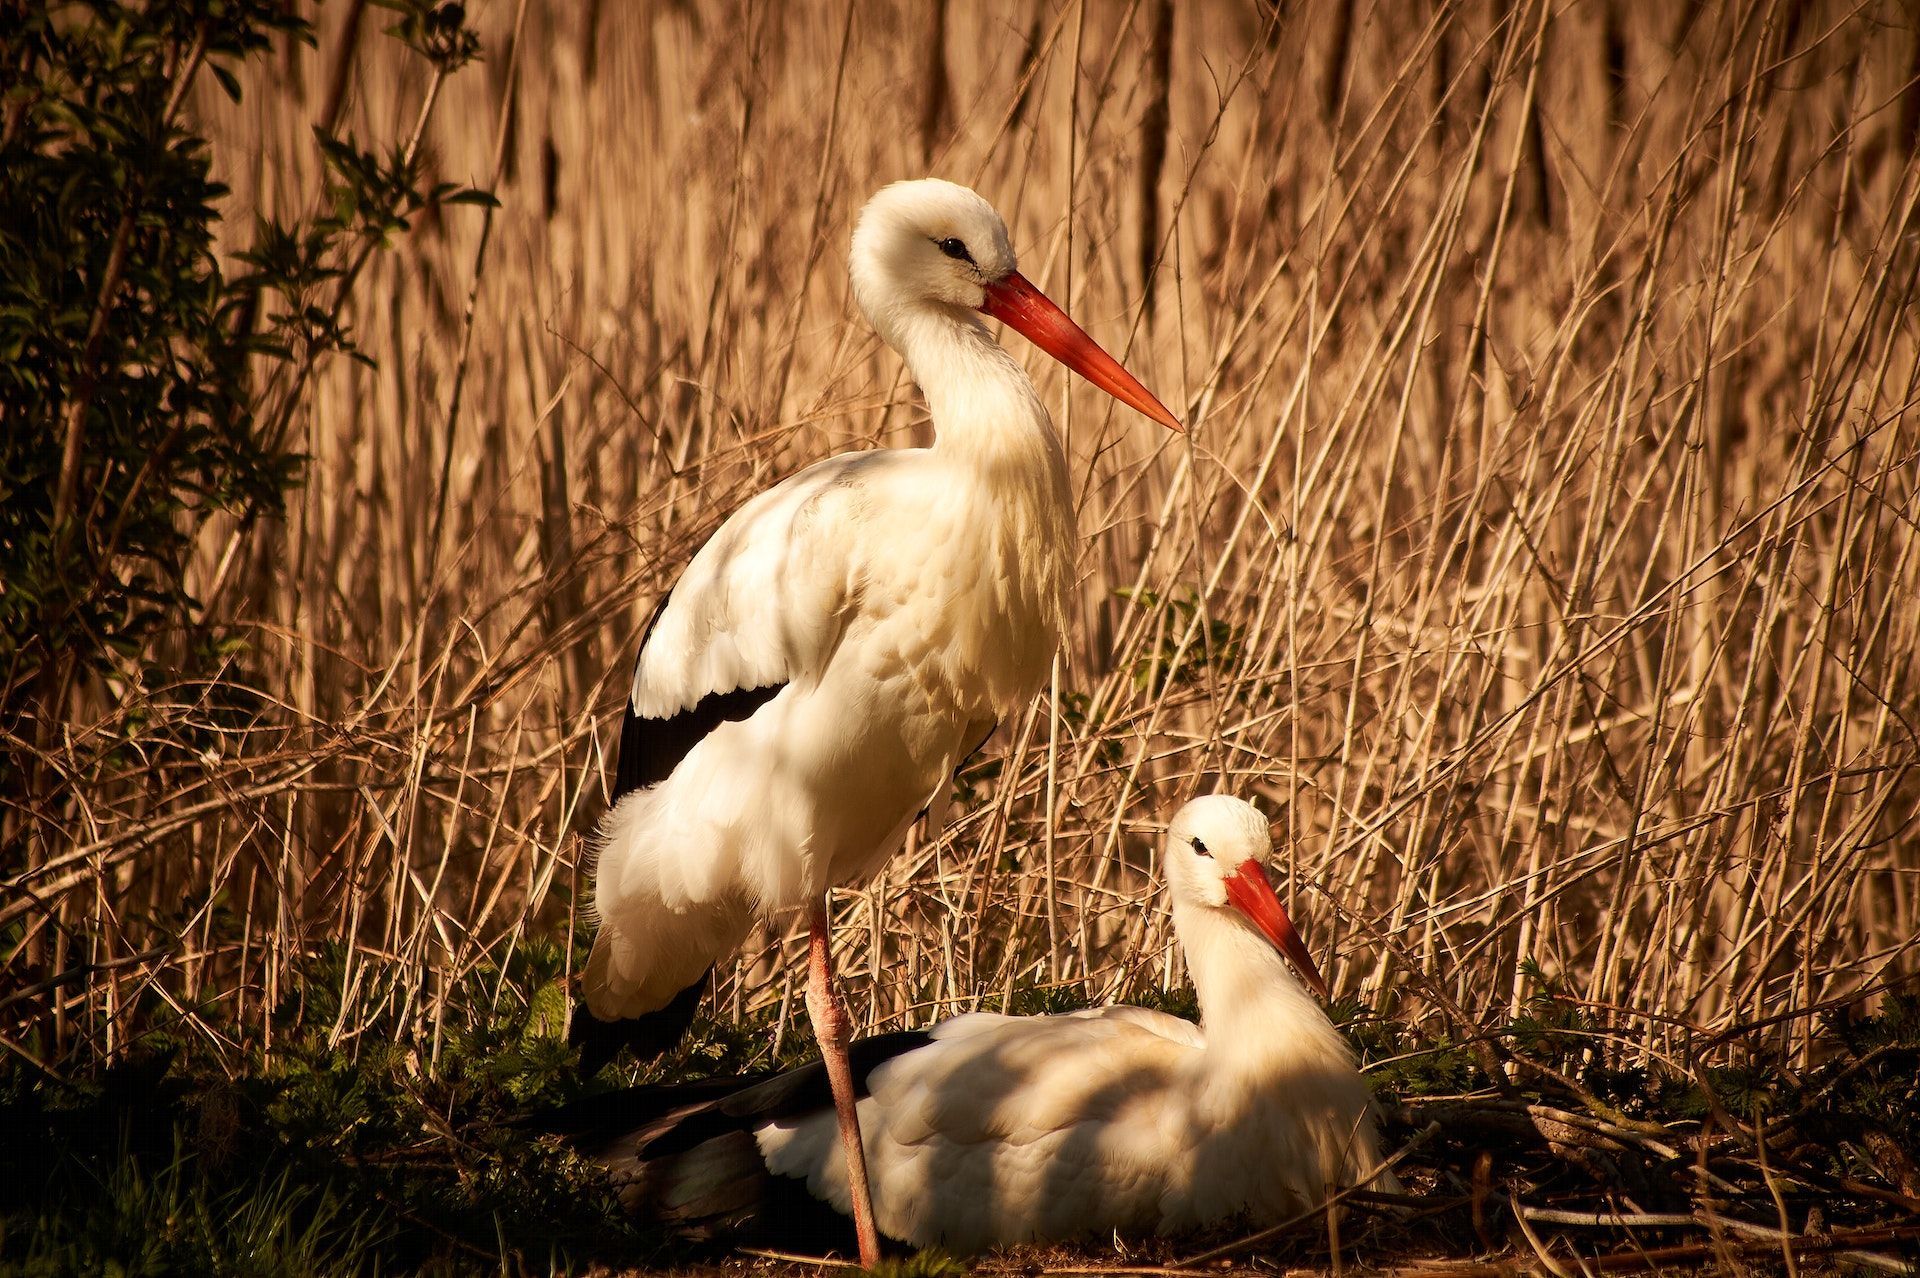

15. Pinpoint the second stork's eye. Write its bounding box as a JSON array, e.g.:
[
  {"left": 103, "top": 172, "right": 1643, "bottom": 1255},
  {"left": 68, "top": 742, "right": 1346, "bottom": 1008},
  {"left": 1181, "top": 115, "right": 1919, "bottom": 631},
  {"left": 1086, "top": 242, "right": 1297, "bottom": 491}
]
[
  {"left": 935, "top": 236, "right": 975, "bottom": 264},
  {"left": 1191, "top": 837, "right": 1211, "bottom": 858}
]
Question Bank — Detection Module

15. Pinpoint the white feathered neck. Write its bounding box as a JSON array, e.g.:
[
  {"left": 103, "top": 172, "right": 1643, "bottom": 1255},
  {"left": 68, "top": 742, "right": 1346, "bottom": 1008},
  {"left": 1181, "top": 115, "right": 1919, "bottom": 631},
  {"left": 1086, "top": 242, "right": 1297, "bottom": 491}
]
[{"left": 882, "top": 299, "right": 1078, "bottom": 657}]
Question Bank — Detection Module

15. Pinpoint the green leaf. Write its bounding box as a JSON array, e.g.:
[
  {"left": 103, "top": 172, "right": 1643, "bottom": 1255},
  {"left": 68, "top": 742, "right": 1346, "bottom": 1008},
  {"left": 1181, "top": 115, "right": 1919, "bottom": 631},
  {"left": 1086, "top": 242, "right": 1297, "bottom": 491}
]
[
  {"left": 209, "top": 61, "right": 241, "bottom": 102},
  {"left": 439, "top": 187, "right": 499, "bottom": 208},
  {"left": 520, "top": 981, "right": 569, "bottom": 1048}
]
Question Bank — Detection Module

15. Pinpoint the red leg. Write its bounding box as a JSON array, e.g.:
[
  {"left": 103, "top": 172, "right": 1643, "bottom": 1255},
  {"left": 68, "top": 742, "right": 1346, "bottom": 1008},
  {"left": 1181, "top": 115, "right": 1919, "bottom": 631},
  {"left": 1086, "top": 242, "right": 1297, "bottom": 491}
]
[{"left": 806, "top": 901, "right": 881, "bottom": 1266}]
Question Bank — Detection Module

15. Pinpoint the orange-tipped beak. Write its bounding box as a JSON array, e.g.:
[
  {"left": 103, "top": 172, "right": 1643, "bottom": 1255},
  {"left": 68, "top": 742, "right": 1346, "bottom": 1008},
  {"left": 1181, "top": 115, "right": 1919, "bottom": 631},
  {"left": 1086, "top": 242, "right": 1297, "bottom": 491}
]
[
  {"left": 980, "top": 271, "right": 1183, "bottom": 432},
  {"left": 1224, "top": 860, "right": 1330, "bottom": 1000}
]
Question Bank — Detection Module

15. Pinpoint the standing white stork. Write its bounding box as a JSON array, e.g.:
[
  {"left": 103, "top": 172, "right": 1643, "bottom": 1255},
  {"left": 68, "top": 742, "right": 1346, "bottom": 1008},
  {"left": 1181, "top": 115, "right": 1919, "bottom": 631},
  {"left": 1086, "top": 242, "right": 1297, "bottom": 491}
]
[
  {"left": 554, "top": 796, "right": 1401, "bottom": 1255},
  {"left": 574, "top": 179, "right": 1181, "bottom": 1264}
]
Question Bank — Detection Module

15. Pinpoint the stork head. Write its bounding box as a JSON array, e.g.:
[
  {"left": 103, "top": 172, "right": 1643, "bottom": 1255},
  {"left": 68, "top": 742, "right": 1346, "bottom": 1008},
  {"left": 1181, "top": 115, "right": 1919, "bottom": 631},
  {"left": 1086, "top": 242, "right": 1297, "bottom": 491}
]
[
  {"left": 1164, "top": 795, "right": 1330, "bottom": 999},
  {"left": 850, "top": 179, "right": 1182, "bottom": 431},
  {"left": 851, "top": 179, "right": 1016, "bottom": 316}
]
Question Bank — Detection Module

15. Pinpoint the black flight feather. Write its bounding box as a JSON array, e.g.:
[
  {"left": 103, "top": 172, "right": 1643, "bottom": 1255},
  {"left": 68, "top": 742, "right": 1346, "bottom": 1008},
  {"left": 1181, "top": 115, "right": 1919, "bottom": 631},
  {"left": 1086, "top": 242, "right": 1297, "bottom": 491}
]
[
  {"left": 582, "top": 589, "right": 787, "bottom": 1068},
  {"left": 536, "top": 1029, "right": 936, "bottom": 1251},
  {"left": 540, "top": 1027, "right": 931, "bottom": 1154},
  {"left": 611, "top": 590, "right": 787, "bottom": 802},
  {"left": 569, "top": 972, "right": 709, "bottom": 1076}
]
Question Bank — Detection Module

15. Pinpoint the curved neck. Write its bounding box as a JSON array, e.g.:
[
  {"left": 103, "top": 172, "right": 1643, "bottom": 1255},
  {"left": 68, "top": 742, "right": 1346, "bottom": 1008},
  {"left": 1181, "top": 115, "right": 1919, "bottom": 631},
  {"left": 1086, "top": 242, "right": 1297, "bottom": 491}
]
[
  {"left": 879, "top": 303, "right": 1061, "bottom": 466},
  {"left": 1177, "top": 903, "right": 1345, "bottom": 1075},
  {"left": 1175, "top": 898, "right": 1395, "bottom": 1198},
  {"left": 870, "top": 299, "right": 1078, "bottom": 650}
]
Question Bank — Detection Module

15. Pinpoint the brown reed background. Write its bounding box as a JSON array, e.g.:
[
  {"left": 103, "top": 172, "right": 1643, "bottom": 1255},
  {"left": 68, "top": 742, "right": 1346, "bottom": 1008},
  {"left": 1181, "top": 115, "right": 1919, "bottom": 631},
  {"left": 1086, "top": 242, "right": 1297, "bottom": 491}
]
[{"left": 13, "top": 0, "right": 1920, "bottom": 1069}]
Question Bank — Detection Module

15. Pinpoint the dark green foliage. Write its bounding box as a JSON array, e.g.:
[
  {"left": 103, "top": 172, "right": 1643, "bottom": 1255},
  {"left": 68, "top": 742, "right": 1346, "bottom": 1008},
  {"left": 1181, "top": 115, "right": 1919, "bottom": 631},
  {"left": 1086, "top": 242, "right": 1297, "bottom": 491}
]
[
  {"left": 1368, "top": 972, "right": 1920, "bottom": 1251},
  {"left": 0, "top": 2, "right": 307, "bottom": 724},
  {"left": 1058, "top": 690, "right": 1123, "bottom": 768},
  {"left": 0, "top": 0, "right": 493, "bottom": 808},
  {"left": 949, "top": 747, "right": 1003, "bottom": 808},
  {"left": 983, "top": 980, "right": 1091, "bottom": 1017},
  {"left": 1126, "top": 979, "right": 1200, "bottom": 1022},
  {"left": 378, "top": 0, "right": 481, "bottom": 69},
  {"left": 0, "top": 944, "right": 656, "bottom": 1276},
  {"left": 1330, "top": 994, "right": 1487, "bottom": 1100},
  {"left": 7, "top": 941, "right": 1916, "bottom": 1272},
  {"left": 1796, "top": 992, "right": 1920, "bottom": 1178},
  {"left": 1118, "top": 586, "right": 1246, "bottom": 695},
  {"left": 7, "top": 1127, "right": 389, "bottom": 1277},
  {"left": 859, "top": 1249, "right": 970, "bottom": 1278},
  {"left": 667, "top": 1006, "right": 828, "bottom": 1080}
]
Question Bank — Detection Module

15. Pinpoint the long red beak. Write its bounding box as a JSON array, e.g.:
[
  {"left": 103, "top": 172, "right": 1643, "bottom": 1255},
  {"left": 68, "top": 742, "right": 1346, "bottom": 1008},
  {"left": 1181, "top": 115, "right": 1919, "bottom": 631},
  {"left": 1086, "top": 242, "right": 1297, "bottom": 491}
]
[
  {"left": 1223, "top": 860, "right": 1330, "bottom": 999},
  {"left": 980, "top": 272, "right": 1183, "bottom": 432}
]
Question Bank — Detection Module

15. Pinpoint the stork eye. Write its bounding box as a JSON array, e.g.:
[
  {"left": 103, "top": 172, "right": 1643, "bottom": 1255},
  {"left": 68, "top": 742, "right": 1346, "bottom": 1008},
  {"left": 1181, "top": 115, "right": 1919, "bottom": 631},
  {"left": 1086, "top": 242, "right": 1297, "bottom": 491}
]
[
  {"left": 935, "top": 236, "right": 975, "bottom": 264},
  {"left": 1190, "top": 837, "right": 1211, "bottom": 858}
]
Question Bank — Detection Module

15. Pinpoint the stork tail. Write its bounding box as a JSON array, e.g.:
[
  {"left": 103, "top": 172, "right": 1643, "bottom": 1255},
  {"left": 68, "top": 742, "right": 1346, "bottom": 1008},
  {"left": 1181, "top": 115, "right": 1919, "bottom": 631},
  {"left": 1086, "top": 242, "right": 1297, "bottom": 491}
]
[
  {"left": 569, "top": 973, "right": 708, "bottom": 1075},
  {"left": 542, "top": 1029, "right": 933, "bottom": 1249}
]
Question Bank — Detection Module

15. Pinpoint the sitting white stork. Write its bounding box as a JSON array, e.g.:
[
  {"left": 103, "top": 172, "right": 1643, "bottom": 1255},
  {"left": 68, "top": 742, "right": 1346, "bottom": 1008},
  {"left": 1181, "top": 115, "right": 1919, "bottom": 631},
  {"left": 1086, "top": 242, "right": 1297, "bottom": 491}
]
[
  {"left": 574, "top": 178, "right": 1181, "bottom": 1263},
  {"left": 553, "top": 796, "right": 1401, "bottom": 1255}
]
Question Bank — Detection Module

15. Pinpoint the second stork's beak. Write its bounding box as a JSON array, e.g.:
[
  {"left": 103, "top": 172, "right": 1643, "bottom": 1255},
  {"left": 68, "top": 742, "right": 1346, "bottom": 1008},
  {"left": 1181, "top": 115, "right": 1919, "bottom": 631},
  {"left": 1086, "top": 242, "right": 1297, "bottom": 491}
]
[
  {"left": 1223, "top": 860, "right": 1331, "bottom": 1000},
  {"left": 980, "top": 272, "right": 1183, "bottom": 432}
]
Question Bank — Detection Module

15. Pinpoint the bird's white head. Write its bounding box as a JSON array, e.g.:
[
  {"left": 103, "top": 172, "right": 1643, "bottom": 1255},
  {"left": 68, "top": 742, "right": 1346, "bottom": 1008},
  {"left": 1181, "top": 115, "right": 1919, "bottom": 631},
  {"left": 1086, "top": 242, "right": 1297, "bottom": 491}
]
[
  {"left": 1164, "top": 795, "right": 1330, "bottom": 999},
  {"left": 851, "top": 179, "right": 1017, "bottom": 318},
  {"left": 849, "top": 179, "right": 1183, "bottom": 432}
]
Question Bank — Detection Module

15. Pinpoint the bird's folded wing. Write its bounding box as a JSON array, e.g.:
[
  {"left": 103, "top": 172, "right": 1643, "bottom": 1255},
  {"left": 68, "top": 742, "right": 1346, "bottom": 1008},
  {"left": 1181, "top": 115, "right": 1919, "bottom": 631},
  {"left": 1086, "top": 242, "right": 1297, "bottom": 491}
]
[
  {"left": 867, "top": 1010, "right": 1199, "bottom": 1148},
  {"left": 755, "top": 1010, "right": 1202, "bottom": 1246},
  {"left": 1062, "top": 1004, "right": 1207, "bottom": 1049},
  {"left": 614, "top": 452, "right": 893, "bottom": 799}
]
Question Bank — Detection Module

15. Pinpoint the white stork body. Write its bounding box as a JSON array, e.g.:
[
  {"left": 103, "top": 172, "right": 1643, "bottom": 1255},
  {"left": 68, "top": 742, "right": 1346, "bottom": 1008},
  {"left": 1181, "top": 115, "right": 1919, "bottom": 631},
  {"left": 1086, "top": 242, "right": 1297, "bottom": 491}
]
[
  {"left": 590, "top": 415, "right": 1072, "bottom": 1015},
  {"left": 568, "top": 797, "right": 1399, "bottom": 1254},
  {"left": 576, "top": 179, "right": 1180, "bottom": 1264}
]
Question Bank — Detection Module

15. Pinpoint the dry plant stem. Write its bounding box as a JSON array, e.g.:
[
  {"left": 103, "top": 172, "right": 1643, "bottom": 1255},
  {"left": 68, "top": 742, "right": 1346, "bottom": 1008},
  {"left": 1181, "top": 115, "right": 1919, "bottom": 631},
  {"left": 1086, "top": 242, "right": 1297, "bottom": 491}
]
[
  {"left": 315, "top": 0, "right": 368, "bottom": 134},
  {"left": 766, "top": 0, "right": 857, "bottom": 421},
  {"left": 1390, "top": 1224, "right": 1920, "bottom": 1277},
  {"left": 1515, "top": 1203, "right": 1914, "bottom": 1274},
  {"left": 807, "top": 900, "right": 880, "bottom": 1268},
  {"left": 262, "top": 65, "right": 449, "bottom": 453},
  {"left": 736, "top": 1247, "right": 861, "bottom": 1270},
  {"left": 428, "top": 0, "right": 533, "bottom": 571},
  {"left": 14, "top": 6, "right": 1917, "bottom": 1213},
  {"left": 197, "top": 51, "right": 456, "bottom": 617}
]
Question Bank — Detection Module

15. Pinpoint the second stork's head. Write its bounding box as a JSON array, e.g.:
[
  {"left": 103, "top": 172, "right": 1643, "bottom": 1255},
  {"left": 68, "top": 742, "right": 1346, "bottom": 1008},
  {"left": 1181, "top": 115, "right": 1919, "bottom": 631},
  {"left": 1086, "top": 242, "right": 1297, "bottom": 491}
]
[
  {"left": 849, "top": 179, "right": 1182, "bottom": 432},
  {"left": 1164, "top": 795, "right": 1330, "bottom": 1000}
]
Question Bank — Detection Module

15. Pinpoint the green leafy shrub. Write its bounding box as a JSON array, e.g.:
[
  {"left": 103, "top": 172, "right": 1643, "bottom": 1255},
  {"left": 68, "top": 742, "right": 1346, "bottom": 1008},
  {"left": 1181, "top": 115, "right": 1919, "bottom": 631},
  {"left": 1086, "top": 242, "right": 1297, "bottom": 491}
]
[
  {"left": 1117, "top": 586, "right": 1246, "bottom": 695},
  {"left": 0, "top": 4, "right": 303, "bottom": 733},
  {"left": 0, "top": 0, "right": 491, "bottom": 825}
]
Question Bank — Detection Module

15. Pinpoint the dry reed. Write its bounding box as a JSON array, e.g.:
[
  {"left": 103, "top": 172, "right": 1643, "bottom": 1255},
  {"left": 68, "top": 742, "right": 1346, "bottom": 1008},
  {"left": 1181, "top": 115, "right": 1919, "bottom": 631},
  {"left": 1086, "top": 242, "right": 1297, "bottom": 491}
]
[{"left": 8, "top": 0, "right": 1919, "bottom": 1078}]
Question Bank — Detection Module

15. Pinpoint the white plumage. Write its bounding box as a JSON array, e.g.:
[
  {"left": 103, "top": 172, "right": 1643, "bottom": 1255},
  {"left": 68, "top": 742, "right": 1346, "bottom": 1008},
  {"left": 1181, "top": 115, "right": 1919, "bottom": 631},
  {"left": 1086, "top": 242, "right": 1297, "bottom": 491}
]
[
  {"left": 576, "top": 796, "right": 1400, "bottom": 1254},
  {"left": 589, "top": 436, "right": 1066, "bottom": 1014},
  {"left": 582, "top": 182, "right": 1177, "bottom": 1021},
  {"left": 574, "top": 179, "right": 1181, "bottom": 1263}
]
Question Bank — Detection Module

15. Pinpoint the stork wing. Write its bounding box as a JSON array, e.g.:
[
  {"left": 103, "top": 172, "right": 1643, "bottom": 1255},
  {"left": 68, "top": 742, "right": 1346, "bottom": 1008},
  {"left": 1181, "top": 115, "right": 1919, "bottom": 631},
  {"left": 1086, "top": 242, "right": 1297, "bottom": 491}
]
[
  {"left": 611, "top": 595, "right": 782, "bottom": 798},
  {"left": 874, "top": 1010, "right": 1200, "bottom": 1146},
  {"left": 758, "top": 1009, "right": 1205, "bottom": 1247},
  {"left": 1060, "top": 1003, "right": 1206, "bottom": 1049},
  {"left": 611, "top": 452, "right": 889, "bottom": 803}
]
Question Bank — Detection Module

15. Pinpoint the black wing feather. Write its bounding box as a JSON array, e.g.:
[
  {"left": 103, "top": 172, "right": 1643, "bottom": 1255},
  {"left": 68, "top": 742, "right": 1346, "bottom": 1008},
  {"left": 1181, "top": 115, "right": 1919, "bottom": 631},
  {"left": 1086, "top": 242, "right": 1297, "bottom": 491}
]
[
  {"left": 539, "top": 1027, "right": 934, "bottom": 1156},
  {"left": 540, "top": 1029, "right": 934, "bottom": 1252},
  {"left": 568, "top": 973, "right": 710, "bottom": 1076},
  {"left": 585, "top": 591, "right": 786, "bottom": 1067},
  {"left": 611, "top": 591, "right": 786, "bottom": 803}
]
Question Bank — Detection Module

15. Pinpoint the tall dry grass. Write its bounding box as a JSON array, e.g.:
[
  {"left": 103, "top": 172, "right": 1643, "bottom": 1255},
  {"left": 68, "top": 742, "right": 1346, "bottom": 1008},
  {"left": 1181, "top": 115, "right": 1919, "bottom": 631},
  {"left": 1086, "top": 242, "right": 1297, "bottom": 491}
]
[{"left": 10, "top": 0, "right": 1919, "bottom": 1072}]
